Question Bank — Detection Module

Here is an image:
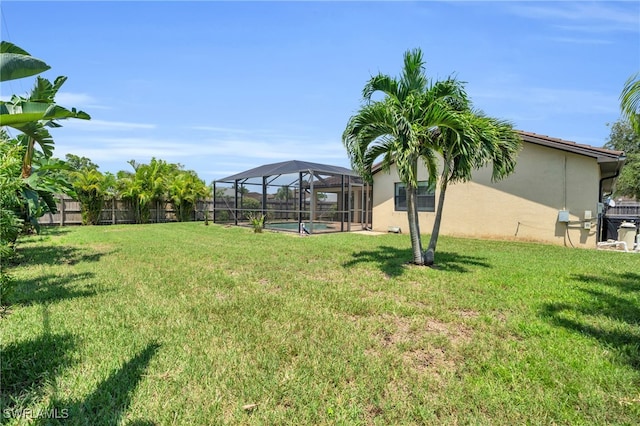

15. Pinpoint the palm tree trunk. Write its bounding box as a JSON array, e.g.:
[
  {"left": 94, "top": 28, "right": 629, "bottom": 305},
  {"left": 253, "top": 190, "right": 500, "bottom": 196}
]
[
  {"left": 425, "top": 161, "right": 450, "bottom": 266},
  {"left": 406, "top": 184, "right": 425, "bottom": 265}
]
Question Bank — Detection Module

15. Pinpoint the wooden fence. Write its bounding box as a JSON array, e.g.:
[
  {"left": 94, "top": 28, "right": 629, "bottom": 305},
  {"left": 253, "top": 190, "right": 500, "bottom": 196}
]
[
  {"left": 39, "top": 196, "right": 214, "bottom": 226},
  {"left": 38, "top": 196, "right": 341, "bottom": 226}
]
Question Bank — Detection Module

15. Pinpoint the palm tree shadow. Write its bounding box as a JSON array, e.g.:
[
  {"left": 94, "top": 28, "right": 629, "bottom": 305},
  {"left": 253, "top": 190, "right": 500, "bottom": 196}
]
[
  {"left": 11, "top": 272, "right": 100, "bottom": 306},
  {"left": 0, "top": 333, "right": 77, "bottom": 413},
  {"left": 39, "top": 227, "right": 73, "bottom": 237},
  {"left": 540, "top": 272, "right": 640, "bottom": 370},
  {"left": 433, "top": 251, "right": 492, "bottom": 272},
  {"left": 43, "top": 342, "right": 161, "bottom": 425},
  {"left": 16, "top": 244, "right": 111, "bottom": 267},
  {"left": 572, "top": 272, "right": 640, "bottom": 294},
  {"left": 343, "top": 245, "right": 414, "bottom": 277},
  {"left": 343, "top": 245, "right": 491, "bottom": 277}
]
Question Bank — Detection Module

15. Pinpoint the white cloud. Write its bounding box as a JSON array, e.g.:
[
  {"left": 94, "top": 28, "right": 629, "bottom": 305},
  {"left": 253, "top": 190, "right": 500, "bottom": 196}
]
[
  {"left": 537, "top": 36, "right": 612, "bottom": 45},
  {"left": 554, "top": 24, "right": 637, "bottom": 34},
  {"left": 472, "top": 86, "right": 619, "bottom": 115},
  {"left": 56, "top": 132, "right": 347, "bottom": 170},
  {"left": 507, "top": 2, "right": 639, "bottom": 32},
  {"left": 56, "top": 92, "right": 110, "bottom": 109},
  {"left": 198, "top": 136, "right": 346, "bottom": 161},
  {"left": 0, "top": 91, "right": 110, "bottom": 109},
  {"left": 189, "top": 125, "right": 254, "bottom": 134},
  {"left": 55, "top": 141, "right": 185, "bottom": 163},
  {"left": 63, "top": 119, "right": 157, "bottom": 131},
  {"left": 54, "top": 119, "right": 350, "bottom": 179}
]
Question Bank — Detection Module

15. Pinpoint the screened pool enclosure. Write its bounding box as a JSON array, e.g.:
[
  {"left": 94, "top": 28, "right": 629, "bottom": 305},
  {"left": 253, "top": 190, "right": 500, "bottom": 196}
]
[{"left": 213, "top": 160, "right": 371, "bottom": 234}]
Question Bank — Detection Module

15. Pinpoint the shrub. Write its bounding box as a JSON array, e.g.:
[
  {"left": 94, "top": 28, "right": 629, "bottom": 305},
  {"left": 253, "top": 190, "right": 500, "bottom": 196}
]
[
  {"left": 248, "top": 213, "right": 265, "bottom": 233},
  {"left": 0, "top": 269, "right": 14, "bottom": 307}
]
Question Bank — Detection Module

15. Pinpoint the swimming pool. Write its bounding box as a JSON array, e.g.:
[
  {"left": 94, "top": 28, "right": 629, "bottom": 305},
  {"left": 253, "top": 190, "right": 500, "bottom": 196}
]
[{"left": 266, "top": 222, "right": 332, "bottom": 231}]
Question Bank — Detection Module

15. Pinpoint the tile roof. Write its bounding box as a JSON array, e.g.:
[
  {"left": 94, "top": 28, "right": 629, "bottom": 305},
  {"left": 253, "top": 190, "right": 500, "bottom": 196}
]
[{"left": 516, "top": 130, "right": 624, "bottom": 159}]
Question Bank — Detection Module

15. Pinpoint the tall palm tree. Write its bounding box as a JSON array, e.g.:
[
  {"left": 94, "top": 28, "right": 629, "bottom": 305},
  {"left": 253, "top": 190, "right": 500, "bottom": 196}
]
[
  {"left": 343, "top": 48, "right": 463, "bottom": 265},
  {"left": 620, "top": 72, "right": 640, "bottom": 134},
  {"left": 71, "top": 168, "right": 108, "bottom": 225},
  {"left": 118, "top": 159, "right": 172, "bottom": 224},
  {"left": 167, "top": 170, "right": 208, "bottom": 222},
  {"left": 274, "top": 186, "right": 294, "bottom": 200},
  {"left": 424, "top": 111, "right": 521, "bottom": 265}
]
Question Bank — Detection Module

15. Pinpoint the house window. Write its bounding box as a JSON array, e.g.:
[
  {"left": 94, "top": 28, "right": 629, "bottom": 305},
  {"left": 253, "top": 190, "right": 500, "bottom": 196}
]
[{"left": 394, "top": 181, "right": 435, "bottom": 212}]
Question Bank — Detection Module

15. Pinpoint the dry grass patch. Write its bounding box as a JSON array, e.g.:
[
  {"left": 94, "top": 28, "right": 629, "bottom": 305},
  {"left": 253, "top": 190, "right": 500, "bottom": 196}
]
[
  {"left": 402, "top": 346, "right": 457, "bottom": 377},
  {"left": 456, "top": 309, "right": 479, "bottom": 319},
  {"left": 360, "top": 313, "right": 473, "bottom": 380},
  {"left": 372, "top": 314, "right": 473, "bottom": 347}
]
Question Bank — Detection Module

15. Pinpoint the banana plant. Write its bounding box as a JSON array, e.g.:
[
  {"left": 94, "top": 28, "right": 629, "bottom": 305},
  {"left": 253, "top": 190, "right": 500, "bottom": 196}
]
[
  {"left": 1, "top": 41, "right": 91, "bottom": 177},
  {"left": 21, "top": 153, "right": 73, "bottom": 230},
  {"left": 1, "top": 75, "right": 90, "bottom": 129},
  {"left": 4, "top": 76, "right": 90, "bottom": 177},
  {"left": 0, "top": 42, "right": 89, "bottom": 132},
  {"left": 0, "top": 41, "right": 50, "bottom": 82},
  {"left": 0, "top": 41, "right": 90, "bottom": 235}
]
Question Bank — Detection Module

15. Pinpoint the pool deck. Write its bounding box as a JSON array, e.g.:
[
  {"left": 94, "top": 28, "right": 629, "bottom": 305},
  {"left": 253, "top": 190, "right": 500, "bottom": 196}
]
[{"left": 262, "top": 220, "right": 376, "bottom": 234}]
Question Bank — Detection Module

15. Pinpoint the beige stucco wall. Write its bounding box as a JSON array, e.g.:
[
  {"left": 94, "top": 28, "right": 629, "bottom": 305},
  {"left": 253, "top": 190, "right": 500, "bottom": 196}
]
[{"left": 372, "top": 142, "right": 602, "bottom": 247}]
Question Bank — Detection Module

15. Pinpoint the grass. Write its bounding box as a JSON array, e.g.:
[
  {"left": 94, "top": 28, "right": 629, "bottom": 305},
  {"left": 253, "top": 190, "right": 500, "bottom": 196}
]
[{"left": 1, "top": 222, "right": 639, "bottom": 425}]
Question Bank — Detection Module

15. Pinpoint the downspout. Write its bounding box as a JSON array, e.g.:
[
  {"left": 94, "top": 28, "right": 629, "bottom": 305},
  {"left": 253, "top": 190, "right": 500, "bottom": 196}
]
[{"left": 597, "top": 154, "right": 626, "bottom": 242}]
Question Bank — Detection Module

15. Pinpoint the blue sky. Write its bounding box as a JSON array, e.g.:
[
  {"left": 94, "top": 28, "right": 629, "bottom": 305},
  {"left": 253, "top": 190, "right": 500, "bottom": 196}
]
[{"left": 1, "top": 1, "right": 638, "bottom": 182}]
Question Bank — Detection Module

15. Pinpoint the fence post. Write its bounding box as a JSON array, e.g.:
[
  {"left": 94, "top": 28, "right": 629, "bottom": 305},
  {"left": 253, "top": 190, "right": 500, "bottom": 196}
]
[
  {"left": 59, "top": 196, "right": 65, "bottom": 226},
  {"left": 112, "top": 198, "right": 116, "bottom": 225}
]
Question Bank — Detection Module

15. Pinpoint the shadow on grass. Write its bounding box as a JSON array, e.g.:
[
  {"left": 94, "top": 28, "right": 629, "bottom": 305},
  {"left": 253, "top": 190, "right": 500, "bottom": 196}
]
[
  {"left": 10, "top": 272, "right": 99, "bottom": 306},
  {"left": 540, "top": 272, "right": 640, "bottom": 370},
  {"left": 2, "top": 298, "right": 159, "bottom": 425},
  {"left": 571, "top": 272, "right": 640, "bottom": 294},
  {"left": 43, "top": 342, "right": 161, "bottom": 425},
  {"left": 343, "top": 245, "right": 491, "bottom": 277},
  {"left": 21, "top": 227, "right": 73, "bottom": 240},
  {"left": 432, "top": 251, "right": 492, "bottom": 273},
  {"left": 17, "top": 244, "right": 109, "bottom": 267},
  {"left": 39, "top": 226, "right": 73, "bottom": 236},
  {"left": 0, "top": 332, "right": 77, "bottom": 413}
]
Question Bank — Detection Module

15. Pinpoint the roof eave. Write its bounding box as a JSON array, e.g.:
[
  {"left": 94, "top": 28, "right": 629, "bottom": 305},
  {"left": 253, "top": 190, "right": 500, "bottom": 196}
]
[{"left": 517, "top": 131, "right": 623, "bottom": 160}]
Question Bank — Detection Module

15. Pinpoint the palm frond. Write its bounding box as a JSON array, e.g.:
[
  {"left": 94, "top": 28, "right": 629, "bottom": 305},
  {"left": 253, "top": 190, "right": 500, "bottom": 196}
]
[
  {"left": 620, "top": 72, "right": 640, "bottom": 133},
  {"left": 363, "top": 74, "right": 400, "bottom": 101},
  {"left": 399, "top": 48, "right": 428, "bottom": 99}
]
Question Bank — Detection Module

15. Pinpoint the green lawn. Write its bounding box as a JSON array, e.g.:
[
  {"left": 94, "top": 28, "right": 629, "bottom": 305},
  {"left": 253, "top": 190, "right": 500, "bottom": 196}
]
[{"left": 2, "top": 223, "right": 639, "bottom": 425}]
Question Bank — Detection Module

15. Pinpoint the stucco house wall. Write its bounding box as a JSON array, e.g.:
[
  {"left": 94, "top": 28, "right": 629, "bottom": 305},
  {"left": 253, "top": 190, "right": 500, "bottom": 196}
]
[{"left": 371, "top": 132, "right": 624, "bottom": 247}]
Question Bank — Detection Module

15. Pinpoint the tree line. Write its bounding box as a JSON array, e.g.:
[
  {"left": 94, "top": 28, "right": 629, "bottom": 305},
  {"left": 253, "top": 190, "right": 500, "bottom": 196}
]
[{"left": 63, "top": 155, "right": 210, "bottom": 225}]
